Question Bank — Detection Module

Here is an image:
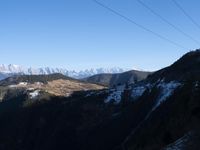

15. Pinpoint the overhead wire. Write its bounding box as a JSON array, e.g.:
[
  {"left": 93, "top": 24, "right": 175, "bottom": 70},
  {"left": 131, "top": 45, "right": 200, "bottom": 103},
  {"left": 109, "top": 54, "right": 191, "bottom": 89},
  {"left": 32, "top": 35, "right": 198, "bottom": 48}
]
[
  {"left": 93, "top": 0, "right": 187, "bottom": 49},
  {"left": 172, "top": 0, "right": 200, "bottom": 31},
  {"left": 137, "top": 0, "right": 200, "bottom": 46}
]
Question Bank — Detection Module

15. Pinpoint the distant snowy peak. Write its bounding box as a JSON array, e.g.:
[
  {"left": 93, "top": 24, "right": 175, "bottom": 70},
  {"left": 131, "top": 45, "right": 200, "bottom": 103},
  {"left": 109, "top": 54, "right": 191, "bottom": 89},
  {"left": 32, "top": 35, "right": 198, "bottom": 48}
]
[
  {"left": 0, "top": 64, "right": 129, "bottom": 79},
  {"left": 0, "top": 64, "right": 24, "bottom": 74}
]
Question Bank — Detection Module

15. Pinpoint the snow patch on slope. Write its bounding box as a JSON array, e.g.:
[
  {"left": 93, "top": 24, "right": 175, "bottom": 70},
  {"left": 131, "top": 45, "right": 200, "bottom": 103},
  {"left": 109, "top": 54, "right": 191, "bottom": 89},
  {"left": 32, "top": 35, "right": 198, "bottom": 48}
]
[
  {"left": 131, "top": 83, "right": 153, "bottom": 99},
  {"left": 152, "top": 81, "right": 181, "bottom": 111},
  {"left": 19, "top": 82, "right": 28, "bottom": 86},
  {"left": 163, "top": 132, "right": 192, "bottom": 150},
  {"left": 132, "top": 86, "right": 146, "bottom": 98},
  {"left": 29, "top": 90, "right": 40, "bottom": 99},
  {"left": 195, "top": 81, "right": 199, "bottom": 88},
  {"left": 105, "top": 85, "right": 125, "bottom": 104}
]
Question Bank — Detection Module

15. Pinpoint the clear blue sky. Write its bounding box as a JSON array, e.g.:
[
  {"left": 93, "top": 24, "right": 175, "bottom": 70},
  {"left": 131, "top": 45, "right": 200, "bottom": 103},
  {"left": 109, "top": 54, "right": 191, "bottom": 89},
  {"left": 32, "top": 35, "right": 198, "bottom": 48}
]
[{"left": 0, "top": 0, "right": 200, "bottom": 71}]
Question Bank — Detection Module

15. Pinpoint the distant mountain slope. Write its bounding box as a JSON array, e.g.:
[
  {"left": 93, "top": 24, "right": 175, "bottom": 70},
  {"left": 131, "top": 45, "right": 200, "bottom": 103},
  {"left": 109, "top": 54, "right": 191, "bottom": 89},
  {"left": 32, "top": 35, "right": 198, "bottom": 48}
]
[
  {"left": 0, "top": 64, "right": 129, "bottom": 79},
  {"left": 0, "top": 73, "right": 8, "bottom": 81},
  {"left": 0, "top": 73, "right": 106, "bottom": 100},
  {"left": 83, "top": 70, "right": 152, "bottom": 87},
  {"left": 0, "top": 73, "right": 75, "bottom": 86}
]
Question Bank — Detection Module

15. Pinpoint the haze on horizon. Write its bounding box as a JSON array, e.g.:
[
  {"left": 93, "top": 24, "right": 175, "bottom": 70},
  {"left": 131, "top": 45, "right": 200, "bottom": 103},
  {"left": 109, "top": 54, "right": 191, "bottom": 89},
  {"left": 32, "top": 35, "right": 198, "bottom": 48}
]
[{"left": 1, "top": 0, "right": 200, "bottom": 71}]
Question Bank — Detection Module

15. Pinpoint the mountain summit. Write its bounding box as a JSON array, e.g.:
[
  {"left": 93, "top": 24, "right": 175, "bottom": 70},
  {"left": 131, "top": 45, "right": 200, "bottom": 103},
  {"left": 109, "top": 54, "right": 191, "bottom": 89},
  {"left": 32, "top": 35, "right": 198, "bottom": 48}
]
[{"left": 147, "top": 49, "right": 200, "bottom": 82}]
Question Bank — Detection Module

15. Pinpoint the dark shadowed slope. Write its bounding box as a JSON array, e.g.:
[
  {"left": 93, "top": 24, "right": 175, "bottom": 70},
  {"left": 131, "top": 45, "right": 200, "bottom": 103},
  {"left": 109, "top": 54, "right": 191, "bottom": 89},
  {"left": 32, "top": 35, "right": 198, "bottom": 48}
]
[
  {"left": 83, "top": 70, "right": 152, "bottom": 87},
  {"left": 121, "top": 49, "right": 200, "bottom": 150}
]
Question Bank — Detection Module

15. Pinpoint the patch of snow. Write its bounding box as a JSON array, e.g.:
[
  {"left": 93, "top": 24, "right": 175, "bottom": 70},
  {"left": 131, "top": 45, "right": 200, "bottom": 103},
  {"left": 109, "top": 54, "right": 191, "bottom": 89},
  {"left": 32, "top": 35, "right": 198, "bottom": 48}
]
[
  {"left": 105, "top": 85, "right": 125, "bottom": 104},
  {"left": 18, "top": 82, "right": 28, "bottom": 86},
  {"left": 28, "top": 88, "right": 35, "bottom": 91},
  {"left": 132, "top": 86, "right": 146, "bottom": 99},
  {"left": 116, "top": 85, "right": 125, "bottom": 91},
  {"left": 35, "top": 82, "right": 43, "bottom": 85},
  {"left": 65, "top": 93, "right": 71, "bottom": 97},
  {"left": 105, "top": 91, "right": 122, "bottom": 104},
  {"left": 29, "top": 90, "right": 40, "bottom": 99},
  {"left": 9, "top": 82, "right": 28, "bottom": 88},
  {"left": 152, "top": 81, "right": 182, "bottom": 111},
  {"left": 140, "top": 81, "right": 182, "bottom": 122},
  {"left": 195, "top": 81, "right": 199, "bottom": 88},
  {"left": 164, "top": 132, "right": 192, "bottom": 150},
  {"left": 131, "top": 83, "right": 153, "bottom": 99},
  {"left": 85, "top": 91, "right": 95, "bottom": 97},
  {"left": 109, "top": 89, "right": 115, "bottom": 92},
  {"left": 9, "top": 85, "right": 17, "bottom": 88}
]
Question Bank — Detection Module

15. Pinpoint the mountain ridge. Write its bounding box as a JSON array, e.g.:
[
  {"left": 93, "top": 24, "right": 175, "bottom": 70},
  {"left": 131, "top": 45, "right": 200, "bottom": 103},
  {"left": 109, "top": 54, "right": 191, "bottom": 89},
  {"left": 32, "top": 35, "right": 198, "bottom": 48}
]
[
  {"left": 0, "top": 64, "right": 131, "bottom": 79},
  {"left": 83, "top": 70, "right": 152, "bottom": 87},
  {"left": 0, "top": 73, "right": 106, "bottom": 101}
]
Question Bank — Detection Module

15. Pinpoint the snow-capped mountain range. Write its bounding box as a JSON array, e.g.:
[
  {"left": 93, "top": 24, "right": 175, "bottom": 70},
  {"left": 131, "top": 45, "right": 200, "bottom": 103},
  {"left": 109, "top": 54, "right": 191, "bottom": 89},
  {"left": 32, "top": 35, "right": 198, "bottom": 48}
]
[{"left": 0, "top": 64, "right": 129, "bottom": 80}]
